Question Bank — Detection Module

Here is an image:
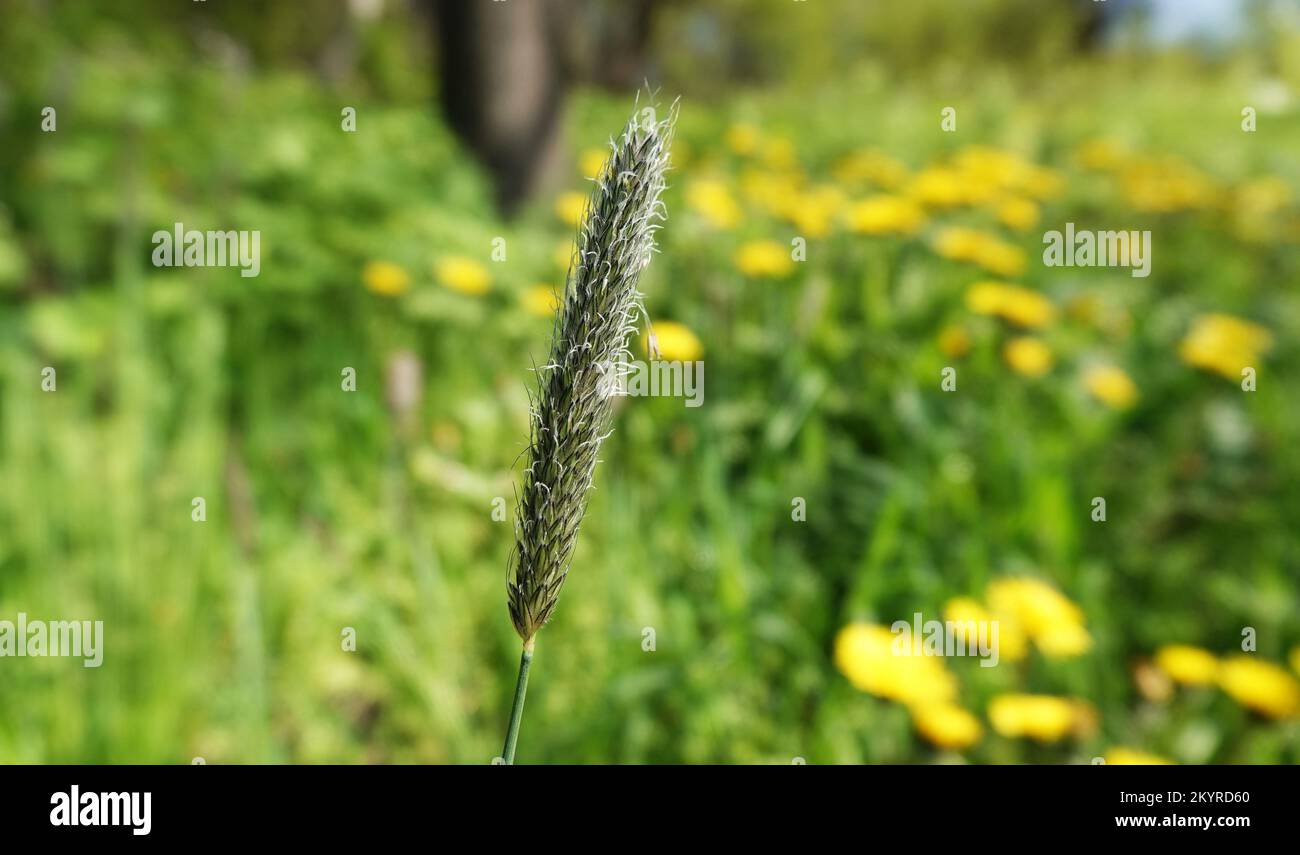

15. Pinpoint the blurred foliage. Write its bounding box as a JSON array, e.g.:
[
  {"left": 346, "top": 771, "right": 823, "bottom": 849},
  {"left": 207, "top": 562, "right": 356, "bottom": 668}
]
[{"left": 0, "top": 0, "right": 1298, "bottom": 763}]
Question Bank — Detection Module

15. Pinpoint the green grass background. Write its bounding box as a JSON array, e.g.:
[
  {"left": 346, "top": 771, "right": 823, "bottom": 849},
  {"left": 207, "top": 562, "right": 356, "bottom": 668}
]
[{"left": 0, "top": 0, "right": 1298, "bottom": 763}]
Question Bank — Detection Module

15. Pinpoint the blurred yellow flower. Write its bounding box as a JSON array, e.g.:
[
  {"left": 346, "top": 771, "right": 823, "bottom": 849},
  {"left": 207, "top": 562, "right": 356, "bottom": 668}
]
[
  {"left": 579, "top": 147, "right": 608, "bottom": 179},
  {"left": 1120, "top": 156, "right": 1216, "bottom": 213},
  {"left": 522, "top": 284, "right": 560, "bottom": 318},
  {"left": 435, "top": 256, "right": 490, "bottom": 296},
  {"left": 964, "top": 281, "right": 1055, "bottom": 328},
  {"left": 1083, "top": 364, "right": 1139, "bottom": 409},
  {"left": 937, "top": 325, "right": 972, "bottom": 360},
  {"left": 832, "top": 148, "right": 909, "bottom": 190},
  {"left": 988, "top": 694, "right": 1088, "bottom": 742},
  {"left": 996, "top": 196, "right": 1040, "bottom": 231},
  {"left": 975, "top": 241, "right": 1028, "bottom": 278},
  {"left": 1075, "top": 138, "right": 1129, "bottom": 171},
  {"left": 725, "top": 122, "right": 761, "bottom": 155},
  {"left": 834, "top": 623, "right": 958, "bottom": 706},
  {"left": 1034, "top": 622, "right": 1094, "bottom": 658},
  {"left": 686, "top": 178, "right": 743, "bottom": 229},
  {"left": 933, "top": 227, "right": 984, "bottom": 261},
  {"left": 362, "top": 260, "right": 410, "bottom": 297},
  {"left": 1217, "top": 656, "right": 1300, "bottom": 719},
  {"left": 944, "top": 595, "right": 1026, "bottom": 661},
  {"left": 761, "top": 136, "right": 798, "bottom": 170},
  {"left": 907, "top": 167, "right": 967, "bottom": 208},
  {"left": 1105, "top": 747, "right": 1175, "bottom": 765},
  {"left": 734, "top": 239, "right": 794, "bottom": 278},
  {"left": 845, "top": 195, "right": 926, "bottom": 235},
  {"left": 933, "top": 227, "right": 1027, "bottom": 277},
  {"left": 554, "top": 191, "right": 587, "bottom": 226},
  {"left": 740, "top": 168, "right": 804, "bottom": 217},
  {"left": 986, "top": 577, "right": 1090, "bottom": 656},
  {"left": 1021, "top": 165, "right": 1066, "bottom": 201},
  {"left": 1179, "top": 313, "right": 1272, "bottom": 381},
  {"left": 1229, "top": 176, "right": 1294, "bottom": 243},
  {"left": 779, "top": 184, "right": 845, "bottom": 238},
  {"left": 910, "top": 703, "right": 983, "bottom": 751},
  {"left": 645, "top": 320, "right": 703, "bottom": 362},
  {"left": 1236, "top": 175, "right": 1292, "bottom": 212},
  {"left": 1154, "top": 644, "right": 1218, "bottom": 686},
  {"left": 953, "top": 146, "right": 1023, "bottom": 184},
  {"left": 1133, "top": 659, "right": 1175, "bottom": 703},
  {"left": 1003, "top": 336, "right": 1053, "bottom": 377}
]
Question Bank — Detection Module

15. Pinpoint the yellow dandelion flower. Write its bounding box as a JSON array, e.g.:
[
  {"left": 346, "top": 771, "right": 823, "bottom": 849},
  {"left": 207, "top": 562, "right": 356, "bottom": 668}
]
[
  {"left": 1236, "top": 175, "right": 1293, "bottom": 213},
  {"left": 554, "top": 191, "right": 587, "bottom": 227},
  {"left": 964, "top": 281, "right": 1055, "bottom": 328},
  {"left": 1075, "top": 138, "right": 1129, "bottom": 171},
  {"left": 953, "top": 146, "right": 1029, "bottom": 188},
  {"left": 645, "top": 320, "right": 703, "bottom": 362},
  {"left": 974, "top": 240, "right": 1027, "bottom": 277},
  {"left": 845, "top": 195, "right": 926, "bottom": 236},
  {"left": 734, "top": 239, "right": 794, "bottom": 278},
  {"left": 725, "top": 122, "right": 761, "bottom": 155},
  {"left": 933, "top": 227, "right": 983, "bottom": 261},
  {"left": 522, "top": 284, "right": 560, "bottom": 318},
  {"left": 1179, "top": 313, "right": 1273, "bottom": 381},
  {"left": 933, "top": 228, "right": 1026, "bottom": 277},
  {"left": 785, "top": 185, "right": 845, "bottom": 238},
  {"left": 833, "top": 623, "right": 958, "bottom": 706},
  {"left": 579, "top": 147, "right": 608, "bottom": 179},
  {"left": 1104, "top": 747, "right": 1175, "bottom": 765},
  {"left": 1218, "top": 656, "right": 1300, "bottom": 719},
  {"left": 937, "top": 325, "right": 972, "bottom": 360},
  {"left": 1021, "top": 165, "right": 1066, "bottom": 201},
  {"left": 996, "top": 196, "right": 1040, "bottom": 232},
  {"left": 943, "top": 595, "right": 1026, "bottom": 661},
  {"left": 988, "top": 694, "right": 1083, "bottom": 742},
  {"left": 739, "top": 168, "right": 804, "bottom": 218},
  {"left": 986, "top": 577, "right": 1090, "bottom": 656},
  {"left": 1083, "top": 364, "right": 1139, "bottom": 409},
  {"left": 907, "top": 167, "right": 967, "bottom": 209},
  {"left": 1120, "top": 156, "right": 1217, "bottom": 213},
  {"left": 1003, "top": 336, "right": 1053, "bottom": 378},
  {"left": 831, "top": 148, "right": 909, "bottom": 190},
  {"left": 1133, "top": 659, "right": 1175, "bottom": 703},
  {"left": 362, "top": 260, "right": 410, "bottom": 297},
  {"left": 1034, "top": 622, "right": 1094, "bottom": 658},
  {"left": 1154, "top": 644, "right": 1218, "bottom": 686},
  {"left": 686, "top": 178, "right": 743, "bottom": 229},
  {"left": 761, "top": 137, "right": 798, "bottom": 170},
  {"left": 435, "top": 255, "right": 490, "bottom": 296},
  {"left": 910, "top": 703, "right": 983, "bottom": 751}
]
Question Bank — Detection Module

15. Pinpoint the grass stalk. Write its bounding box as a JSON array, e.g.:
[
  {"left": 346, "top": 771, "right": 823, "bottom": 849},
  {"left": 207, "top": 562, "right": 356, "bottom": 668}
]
[
  {"left": 500, "top": 638, "right": 534, "bottom": 764},
  {"left": 499, "top": 98, "right": 675, "bottom": 763}
]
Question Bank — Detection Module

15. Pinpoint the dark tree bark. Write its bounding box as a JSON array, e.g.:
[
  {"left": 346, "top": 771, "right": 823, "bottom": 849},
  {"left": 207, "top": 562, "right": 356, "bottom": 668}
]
[{"left": 431, "top": 0, "right": 569, "bottom": 217}]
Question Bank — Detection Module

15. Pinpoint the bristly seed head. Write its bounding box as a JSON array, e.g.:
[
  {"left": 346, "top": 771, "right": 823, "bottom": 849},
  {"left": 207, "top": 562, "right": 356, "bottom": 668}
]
[{"left": 507, "top": 99, "right": 676, "bottom": 643}]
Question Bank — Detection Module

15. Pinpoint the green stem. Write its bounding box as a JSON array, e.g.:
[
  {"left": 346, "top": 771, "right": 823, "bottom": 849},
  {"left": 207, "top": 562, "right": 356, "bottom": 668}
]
[{"left": 501, "top": 639, "right": 534, "bottom": 764}]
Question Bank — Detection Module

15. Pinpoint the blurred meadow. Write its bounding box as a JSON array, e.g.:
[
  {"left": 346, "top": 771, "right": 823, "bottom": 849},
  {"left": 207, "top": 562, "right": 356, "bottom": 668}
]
[{"left": 1, "top": 0, "right": 1299, "bottom": 764}]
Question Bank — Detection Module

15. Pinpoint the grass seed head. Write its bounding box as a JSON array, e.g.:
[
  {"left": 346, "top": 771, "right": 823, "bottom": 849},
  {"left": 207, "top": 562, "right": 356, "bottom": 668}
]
[{"left": 507, "top": 100, "right": 676, "bottom": 643}]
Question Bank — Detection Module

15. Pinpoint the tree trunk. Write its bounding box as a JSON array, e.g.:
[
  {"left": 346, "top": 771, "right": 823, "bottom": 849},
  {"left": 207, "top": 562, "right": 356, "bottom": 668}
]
[{"left": 431, "top": 0, "right": 568, "bottom": 217}]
